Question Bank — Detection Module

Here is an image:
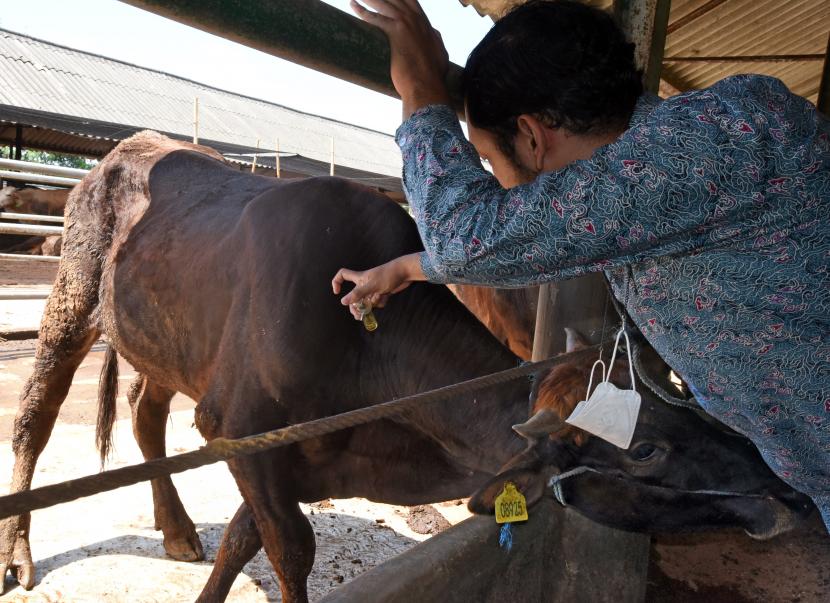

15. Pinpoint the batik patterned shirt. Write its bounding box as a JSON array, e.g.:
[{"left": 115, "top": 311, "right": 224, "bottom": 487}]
[{"left": 395, "top": 75, "right": 830, "bottom": 530}]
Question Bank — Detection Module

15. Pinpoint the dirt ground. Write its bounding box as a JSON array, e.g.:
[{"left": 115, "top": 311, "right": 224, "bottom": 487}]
[{"left": 0, "top": 340, "right": 471, "bottom": 602}]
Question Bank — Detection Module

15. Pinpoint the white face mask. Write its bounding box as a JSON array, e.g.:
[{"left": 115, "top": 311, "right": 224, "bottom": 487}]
[{"left": 565, "top": 329, "right": 641, "bottom": 450}]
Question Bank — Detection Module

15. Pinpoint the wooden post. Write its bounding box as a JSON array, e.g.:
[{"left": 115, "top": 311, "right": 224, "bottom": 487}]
[
  {"left": 251, "top": 139, "right": 260, "bottom": 174},
  {"left": 614, "top": 0, "right": 671, "bottom": 94},
  {"left": 329, "top": 137, "right": 335, "bottom": 176},
  {"left": 275, "top": 139, "right": 281, "bottom": 178},
  {"left": 527, "top": 1, "right": 671, "bottom": 600},
  {"left": 193, "top": 97, "right": 200, "bottom": 144},
  {"left": 13, "top": 125, "right": 22, "bottom": 161},
  {"left": 818, "top": 32, "right": 830, "bottom": 116}
]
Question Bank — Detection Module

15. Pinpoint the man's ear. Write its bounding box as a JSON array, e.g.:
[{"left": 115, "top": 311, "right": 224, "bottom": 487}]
[{"left": 516, "top": 114, "right": 551, "bottom": 172}]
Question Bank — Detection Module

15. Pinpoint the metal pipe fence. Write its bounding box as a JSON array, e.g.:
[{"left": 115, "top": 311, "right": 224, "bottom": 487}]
[
  {"left": 0, "top": 158, "right": 89, "bottom": 179},
  {"left": 0, "top": 211, "right": 64, "bottom": 224}
]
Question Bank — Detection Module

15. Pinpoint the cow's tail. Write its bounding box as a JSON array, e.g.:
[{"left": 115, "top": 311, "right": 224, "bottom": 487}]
[{"left": 96, "top": 345, "right": 119, "bottom": 466}]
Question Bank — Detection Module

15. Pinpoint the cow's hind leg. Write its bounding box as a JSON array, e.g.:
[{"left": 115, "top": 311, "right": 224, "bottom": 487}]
[
  {"left": 127, "top": 375, "right": 203, "bottom": 561},
  {"left": 0, "top": 258, "right": 101, "bottom": 590},
  {"left": 195, "top": 502, "right": 262, "bottom": 603},
  {"left": 195, "top": 392, "right": 314, "bottom": 603},
  {"left": 228, "top": 455, "right": 314, "bottom": 603}
]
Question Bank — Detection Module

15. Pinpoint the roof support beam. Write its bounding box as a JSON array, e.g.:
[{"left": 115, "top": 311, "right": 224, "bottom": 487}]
[{"left": 118, "top": 0, "right": 465, "bottom": 112}]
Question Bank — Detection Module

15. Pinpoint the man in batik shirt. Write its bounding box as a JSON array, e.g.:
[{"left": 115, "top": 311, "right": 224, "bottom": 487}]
[{"left": 333, "top": 0, "right": 830, "bottom": 530}]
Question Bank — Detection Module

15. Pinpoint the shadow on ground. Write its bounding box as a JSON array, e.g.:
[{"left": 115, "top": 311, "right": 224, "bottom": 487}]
[{"left": 3, "top": 512, "right": 418, "bottom": 602}]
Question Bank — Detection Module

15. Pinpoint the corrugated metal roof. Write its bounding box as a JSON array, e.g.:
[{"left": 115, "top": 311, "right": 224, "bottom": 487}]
[
  {"left": 460, "top": 0, "right": 828, "bottom": 103},
  {"left": 0, "top": 107, "right": 404, "bottom": 191},
  {"left": 0, "top": 28, "right": 403, "bottom": 187},
  {"left": 663, "top": 0, "right": 828, "bottom": 103}
]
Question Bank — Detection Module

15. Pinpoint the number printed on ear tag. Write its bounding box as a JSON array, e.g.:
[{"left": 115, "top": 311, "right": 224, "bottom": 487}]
[{"left": 494, "top": 482, "right": 529, "bottom": 524}]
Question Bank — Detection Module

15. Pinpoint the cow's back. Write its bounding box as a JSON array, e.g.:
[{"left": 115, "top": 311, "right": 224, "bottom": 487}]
[{"left": 101, "top": 148, "right": 421, "bottom": 401}]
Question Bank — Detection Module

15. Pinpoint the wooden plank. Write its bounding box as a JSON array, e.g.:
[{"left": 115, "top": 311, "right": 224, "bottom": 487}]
[
  {"left": 666, "top": 0, "right": 727, "bottom": 35},
  {"left": 663, "top": 54, "right": 825, "bottom": 63},
  {"left": 321, "top": 499, "right": 649, "bottom": 603}
]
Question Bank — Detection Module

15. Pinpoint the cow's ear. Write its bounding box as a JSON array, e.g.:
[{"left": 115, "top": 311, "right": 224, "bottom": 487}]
[{"left": 467, "top": 466, "right": 549, "bottom": 515}]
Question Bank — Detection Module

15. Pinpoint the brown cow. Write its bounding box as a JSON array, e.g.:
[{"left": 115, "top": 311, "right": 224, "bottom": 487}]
[
  {"left": 0, "top": 132, "right": 810, "bottom": 602},
  {"left": 448, "top": 284, "right": 537, "bottom": 359},
  {"left": 0, "top": 186, "right": 70, "bottom": 216},
  {"left": 0, "top": 185, "right": 68, "bottom": 255}
]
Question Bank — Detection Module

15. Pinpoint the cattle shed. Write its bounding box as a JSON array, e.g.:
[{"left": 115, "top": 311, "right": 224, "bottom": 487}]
[
  {"left": 1, "top": 0, "right": 827, "bottom": 602},
  {"left": 0, "top": 28, "right": 404, "bottom": 195},
  {"left": 104, "top": 2, "right": 829, "bottom": 603}
]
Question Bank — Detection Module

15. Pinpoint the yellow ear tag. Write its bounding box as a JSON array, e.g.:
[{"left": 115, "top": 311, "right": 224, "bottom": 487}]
[{"left": 494, "top": 482, "right": 529, "bottom": 524}]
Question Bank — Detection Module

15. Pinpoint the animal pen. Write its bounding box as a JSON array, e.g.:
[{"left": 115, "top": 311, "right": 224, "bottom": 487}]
[{"left": 0, "top": 0, "right": 828, "bottom": 601}]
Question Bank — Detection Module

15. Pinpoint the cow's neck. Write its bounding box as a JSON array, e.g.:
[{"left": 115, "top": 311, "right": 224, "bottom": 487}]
[{"left": 366, "top": 283, "right": 530, "bottom": 474}]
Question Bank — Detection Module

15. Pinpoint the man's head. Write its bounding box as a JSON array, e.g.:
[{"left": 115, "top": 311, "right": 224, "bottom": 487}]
[{"left": 463, "top": 0, "right": 643, "bottom": 187}]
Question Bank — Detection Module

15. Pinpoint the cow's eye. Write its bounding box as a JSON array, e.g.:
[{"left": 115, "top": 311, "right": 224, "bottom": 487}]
[{"left": 629, "top": 442, "right": 660, "bottom": 462}]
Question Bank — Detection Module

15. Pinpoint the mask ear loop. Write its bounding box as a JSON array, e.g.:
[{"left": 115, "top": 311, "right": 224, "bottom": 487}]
[
  {"left": 585, "top": 359, "right": 607, "bottom": 401},
  {"left": 607, "top": 328, "right": 637, "bottom": 392}
]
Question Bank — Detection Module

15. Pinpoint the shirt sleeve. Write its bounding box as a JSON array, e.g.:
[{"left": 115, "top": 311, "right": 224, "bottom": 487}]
[{"left": 394, "top": 76, "right": 826, "bottom": 287}]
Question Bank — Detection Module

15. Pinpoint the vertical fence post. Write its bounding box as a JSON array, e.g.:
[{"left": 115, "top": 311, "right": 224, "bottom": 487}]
[
  {"left": 193, "top": 97, "right": 200, "bottom": 144},
  {"left": 13, "top": 125, "right": 22, "bottom": 161},
  {"left": 330, "top": 137, "right": 335, "bottom": 176},
  {"left": 275, "top": 139, "right": 281, "bottom": 178},
  {"left": 251, "top": 139, "right": 260, "bottom": 174}
]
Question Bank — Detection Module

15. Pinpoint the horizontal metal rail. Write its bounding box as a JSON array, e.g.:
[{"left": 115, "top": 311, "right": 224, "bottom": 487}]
[
  {"left": 0, "top": 223, "right": 64, "bottom": 236},
  {"left": 0, "top": 158, "right": 90, "bottom": 179},
  {"left": 0, "top": 253, "right": 60, "bottom": 263},
  {"left": 0, "top": 288, "right": 53, "bottom": 300},
  {"left": 0, "top": 170, "right": 80, "bottom": 188},
  {"left": 0, "top": 211, "right": 64, "bottom": 224},
  {"left": 118, "top": 0, "right": 465, "bottom": 113}
]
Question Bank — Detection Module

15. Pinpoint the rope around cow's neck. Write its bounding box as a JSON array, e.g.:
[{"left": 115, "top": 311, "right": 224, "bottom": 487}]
[{"left": 547, "top": 466, "right": 767, "bottom": 506}]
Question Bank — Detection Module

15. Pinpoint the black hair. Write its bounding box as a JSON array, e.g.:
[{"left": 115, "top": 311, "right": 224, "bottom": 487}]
[{"left": 463, "top": 0, "right": 643, "bottom": 161}]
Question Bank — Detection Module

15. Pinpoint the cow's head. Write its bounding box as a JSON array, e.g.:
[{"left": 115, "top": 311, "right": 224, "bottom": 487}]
[
  {"left": 0, "top": 186, "right": 20, "bottom": 210},
  {"left": 469, "top": 329, "right": 813, "bottom": 538}
]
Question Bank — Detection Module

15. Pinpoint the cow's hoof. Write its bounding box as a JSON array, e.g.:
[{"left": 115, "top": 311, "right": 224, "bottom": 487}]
[
  {"left": 0, "top": 559, "right": 36, "bottom": 592},
  {"left": 13, "top": 560, "right": 36, "bottom": 590},
  {"left": 0, "top": 536, "right": 36, "bottom": 592},
  {"left": 163, "top": 531, "right": 204, "bottom": 562}
]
